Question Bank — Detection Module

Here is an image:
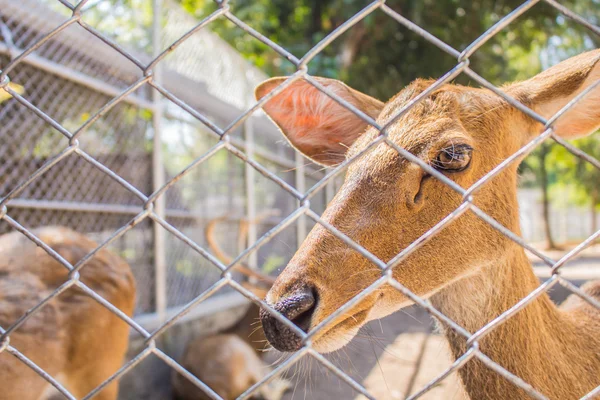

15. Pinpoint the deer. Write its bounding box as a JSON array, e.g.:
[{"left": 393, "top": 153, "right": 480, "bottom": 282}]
[
  {"left": 172, "top": 215, "right": 290, "bottom": 400},
  {"left": 0, "top": 226, "right": 136, "bottom": 400},
  {"left": 255, "top": 49, "right": 600, "bottom": 399}
]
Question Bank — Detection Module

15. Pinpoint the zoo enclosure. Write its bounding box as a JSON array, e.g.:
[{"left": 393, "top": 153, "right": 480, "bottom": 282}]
[
  {"left": 0, "top": 0, "right": 334, "bottom": 322},
  {"left": 0, "top": 0, "right": 599, "bottom": 399}
]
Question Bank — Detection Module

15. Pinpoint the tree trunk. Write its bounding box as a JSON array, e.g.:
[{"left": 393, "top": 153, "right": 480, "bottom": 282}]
[
  {"left": 339, "top": 24, "right": 366, "bottom": 71},
  {"left": 308, "top": 0, "right": 322, "bottom": 40},
  {"left": 539, "top": 145, "right": 558, "bottom": 250}
]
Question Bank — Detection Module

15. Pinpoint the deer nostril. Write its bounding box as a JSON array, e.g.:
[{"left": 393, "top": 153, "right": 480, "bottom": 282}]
[
  {"left": 260, "top": 287, "right": 318, "bottom": 352},
  {"left": 285, "top": 290, "right": 316, "bottom": 332}
]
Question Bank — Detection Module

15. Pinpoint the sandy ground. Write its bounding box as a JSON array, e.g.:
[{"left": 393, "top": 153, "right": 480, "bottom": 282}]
[{"left": 357, "top": 333, "right": 466, "bottom": 400}]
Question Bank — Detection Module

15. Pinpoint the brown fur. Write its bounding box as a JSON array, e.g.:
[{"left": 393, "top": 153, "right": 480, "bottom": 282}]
[
  {"left": 0, "top": 226, "right": 136, "bottom": 400},
  {"left": 256, "top": 50, "right": 600, "bottom": 399}
]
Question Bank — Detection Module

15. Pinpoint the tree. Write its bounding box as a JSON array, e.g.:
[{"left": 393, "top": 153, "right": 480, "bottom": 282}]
[
  {"left": 178, "top": 0, "right": 598, "bottom": 100},
  {"left": 550, "top": 137, "right": 600, "bottom": 238},
  {"left": 520, "top": 142, "right": 561, "bottom": 249},
  {"left": 515, "top": 27, "right": 599, "bottom": 249}
]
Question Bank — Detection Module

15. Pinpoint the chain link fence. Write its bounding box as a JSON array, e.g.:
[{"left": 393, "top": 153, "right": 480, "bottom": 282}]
[
  {"left": 0, "top": 0, "right": 331, "bottom": 318},
  {"left": 0, "top": 0, "right": 598, "bottom": 399}
]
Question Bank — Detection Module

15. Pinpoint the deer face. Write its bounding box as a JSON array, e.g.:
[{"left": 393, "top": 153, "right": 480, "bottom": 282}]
[{"left": 257, "top": 50, "right": 600, "bottom": 353}]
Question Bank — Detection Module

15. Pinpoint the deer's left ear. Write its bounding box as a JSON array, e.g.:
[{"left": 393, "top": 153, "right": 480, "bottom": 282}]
[
  {"left": 255, "top": 77, "right": 384, "bottom": 166},
  {"left": 508, "top": 49, "right": 600, "bottom": 139}
]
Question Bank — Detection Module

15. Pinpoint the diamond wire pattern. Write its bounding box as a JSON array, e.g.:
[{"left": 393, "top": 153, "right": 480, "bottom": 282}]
[
  {"left": 0, "top": 0, "right": 598, "bottom": 399},
  {"left": 0, "top": 50, "right": 156, "bottom": 315}
]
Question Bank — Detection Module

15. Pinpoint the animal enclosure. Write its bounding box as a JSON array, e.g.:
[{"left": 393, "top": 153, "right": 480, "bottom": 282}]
[{"left": 0, "top": 0, "right": 599, "bottom": 399}]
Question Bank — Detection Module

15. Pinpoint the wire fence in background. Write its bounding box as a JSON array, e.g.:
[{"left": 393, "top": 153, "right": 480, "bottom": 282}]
[
  {"left": 0, "top": 0, "right": 333, "bottom": 318},
  {"left": 0, "top": 0, "right": 599, "bottom": 399}
]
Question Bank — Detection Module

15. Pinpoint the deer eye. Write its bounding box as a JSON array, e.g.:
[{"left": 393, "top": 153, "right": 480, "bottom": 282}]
[{"left": 433, "top": 144, "right": 473, "bottom": 172}]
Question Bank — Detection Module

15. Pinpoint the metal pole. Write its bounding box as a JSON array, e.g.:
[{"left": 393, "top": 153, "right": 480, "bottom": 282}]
[
  {"left": 244, "top": 118, "right": 258, "bottom": 268},
  {"left": 295, "top": 152, "right": 307, "bottom": 247},
  {"left": 152, "top": 0, "right": 167, "bottom": 323},
  {"left": 325, "top": 177, "right": 335, "bottom": 203}
]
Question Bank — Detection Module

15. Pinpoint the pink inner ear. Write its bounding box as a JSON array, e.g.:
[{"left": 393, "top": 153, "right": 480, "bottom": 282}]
[
  {"left": 257, "top": 77, "right": 383, "bottom": 165},
  {"left": 263, "top": 80, "right": 362, "bottom": 149}
]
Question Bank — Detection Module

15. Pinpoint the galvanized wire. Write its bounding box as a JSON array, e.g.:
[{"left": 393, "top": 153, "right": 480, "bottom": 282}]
[{"left": 0, "top": 0, "right": 599, "bottom": 399}]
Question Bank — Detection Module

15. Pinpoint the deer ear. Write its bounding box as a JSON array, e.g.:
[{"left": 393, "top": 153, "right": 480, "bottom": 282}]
[
  {"left": 255, "top": 77, "right": 384, "bottom": 166},
  {"left": 508, "top": 49, "right": 600, "bottom": 139}
]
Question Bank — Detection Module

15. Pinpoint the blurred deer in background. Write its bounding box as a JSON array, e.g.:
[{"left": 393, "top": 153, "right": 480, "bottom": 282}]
[
  {"left": 0, "top": 226, "right": 136, "bottom": 400},
  {"left": 257, "top": 50, "right": 600, "bottom": 399},
  {"left": 172, "top": 213, "right": 290, "bottom": 400}
]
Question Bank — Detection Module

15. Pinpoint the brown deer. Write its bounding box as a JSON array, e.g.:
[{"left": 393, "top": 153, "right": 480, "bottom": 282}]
[
  {"left": 172, "top": 215, "right": 290, "bottom": 400},
  {"left": 256, "top": 50, "right": 600, "bottom": 399},
  {"left": 0, "top": 226, "right": 136, "bottom": 400}
]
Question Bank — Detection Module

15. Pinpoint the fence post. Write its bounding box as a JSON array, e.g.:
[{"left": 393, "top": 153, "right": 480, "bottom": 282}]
[
  {"left": 152, "top": 0, "right": 167, "bottom": 323},
  {"left": 244, "top": 118, "right": 258, "bottom": 268},
  {"left": 295, "top": 152, "right": 307, "bottom": 247},
  {"left": 325, "top": 179, "right": 335, "bottom": 204}
]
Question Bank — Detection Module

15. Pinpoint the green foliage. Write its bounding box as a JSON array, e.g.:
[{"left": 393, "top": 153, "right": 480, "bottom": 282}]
[
  {"left": 175, "top": 258, "right": 197, "bottom": 276},
  {"left": 177, "top": 0, "right": 599, "bottom": 98},
  {"left": 261, "top": 254, "right": 286, "bottom": 274},
  {"left": 548, "top": 137, "right": 600, "bottom": 209}
]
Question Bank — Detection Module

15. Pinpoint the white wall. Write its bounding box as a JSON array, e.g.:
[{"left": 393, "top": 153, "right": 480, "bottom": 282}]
[{"left": 518, "top": 188, "right": 598, "bottom": 243}]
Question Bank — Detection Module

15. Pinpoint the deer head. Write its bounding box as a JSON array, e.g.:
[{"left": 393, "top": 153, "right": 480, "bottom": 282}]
[{"left": 257, "top": 50, "right": 600, "bottom": 353}]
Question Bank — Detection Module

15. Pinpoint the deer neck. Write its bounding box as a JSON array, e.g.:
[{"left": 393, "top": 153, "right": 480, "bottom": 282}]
[{"left": 430, "top": 246, "right": 598, "bottom": 399}]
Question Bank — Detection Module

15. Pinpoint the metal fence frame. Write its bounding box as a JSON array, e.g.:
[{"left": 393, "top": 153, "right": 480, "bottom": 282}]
[{"left": 0, "top": 0, "right": 599, "bottom": 399}]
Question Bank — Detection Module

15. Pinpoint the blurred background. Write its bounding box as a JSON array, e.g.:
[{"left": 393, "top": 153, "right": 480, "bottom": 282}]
[{"left": 0, "top": 0, "right": 598, "bottom": 399}]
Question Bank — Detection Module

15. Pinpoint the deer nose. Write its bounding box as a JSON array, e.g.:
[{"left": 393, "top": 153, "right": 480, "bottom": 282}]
[{"left": 260, "top": 287, "right": 317, "bottom": 352}]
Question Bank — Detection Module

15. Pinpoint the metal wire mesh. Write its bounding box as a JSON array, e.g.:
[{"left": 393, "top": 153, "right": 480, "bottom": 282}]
[
  {"left": 0, "top": 0, "right": 322, "bottom": 315},
  {"left": 0, "top": 0, "right": 599, "bottom": 399}
]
